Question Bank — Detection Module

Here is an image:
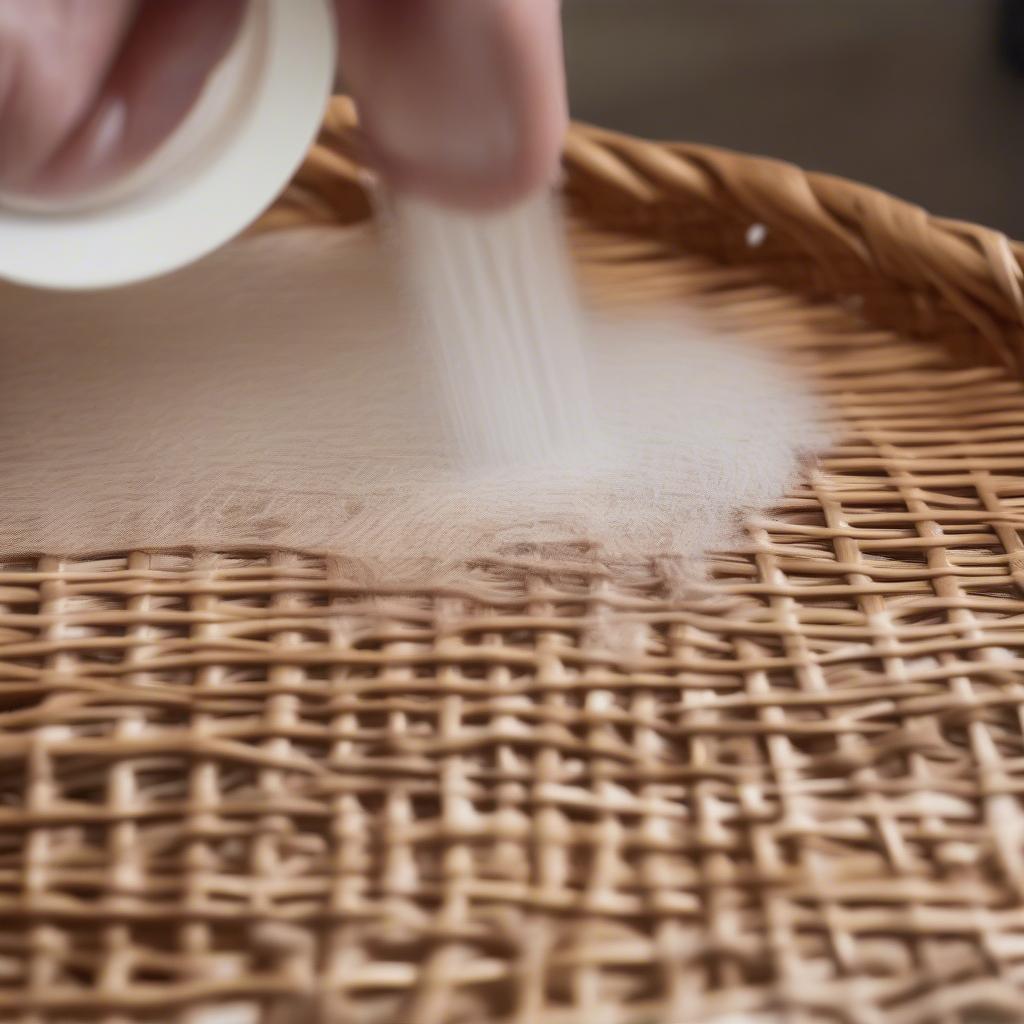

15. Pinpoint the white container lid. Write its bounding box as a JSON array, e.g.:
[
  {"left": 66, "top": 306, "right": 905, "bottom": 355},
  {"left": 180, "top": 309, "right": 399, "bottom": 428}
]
[{"left": 0, "top": 0, "right": 336, "bottom": 291}]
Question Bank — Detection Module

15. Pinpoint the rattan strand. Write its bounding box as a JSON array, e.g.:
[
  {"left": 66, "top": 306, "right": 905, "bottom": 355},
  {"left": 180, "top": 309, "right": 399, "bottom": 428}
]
[{"left": 1, "top": 98, "right": 1024, "bottom": 1023}]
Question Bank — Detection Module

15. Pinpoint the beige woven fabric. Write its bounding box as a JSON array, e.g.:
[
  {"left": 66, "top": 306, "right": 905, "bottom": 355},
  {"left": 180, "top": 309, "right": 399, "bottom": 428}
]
[{"left": 2, "top": 99, "right": 1024, "bottom": 1023}]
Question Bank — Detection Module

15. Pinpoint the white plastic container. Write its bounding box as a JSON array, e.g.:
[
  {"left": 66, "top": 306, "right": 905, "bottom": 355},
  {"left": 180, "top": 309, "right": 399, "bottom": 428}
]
[{"left": 0, "top": 0, "right": 336, "bottom": 291}]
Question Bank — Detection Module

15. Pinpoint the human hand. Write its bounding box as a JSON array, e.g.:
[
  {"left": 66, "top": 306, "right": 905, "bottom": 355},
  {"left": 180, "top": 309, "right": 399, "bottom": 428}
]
[
  {"left": 334, "top": 0, "right": 567, "bottom": 209},
  {"left": 0, "top": 0, "right": 567, "bottom": 208},
  {"left": 0, "top": 1, "right": 247, "bottom": 199}
]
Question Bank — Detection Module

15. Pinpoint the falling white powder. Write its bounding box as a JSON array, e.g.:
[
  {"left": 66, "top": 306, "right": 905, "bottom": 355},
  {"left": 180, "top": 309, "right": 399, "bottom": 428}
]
[
  {"left": 0, "top": 206, "right": 828, "bottom": 583},
  {"left": 390, "top": 193, "right": 600, "bottom": 468}
]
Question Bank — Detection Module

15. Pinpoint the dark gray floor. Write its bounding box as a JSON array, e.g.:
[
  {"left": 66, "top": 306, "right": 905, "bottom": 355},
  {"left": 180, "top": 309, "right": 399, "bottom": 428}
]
[{"left": 562, "top": 0, "right": 1024, "bottom": 236}]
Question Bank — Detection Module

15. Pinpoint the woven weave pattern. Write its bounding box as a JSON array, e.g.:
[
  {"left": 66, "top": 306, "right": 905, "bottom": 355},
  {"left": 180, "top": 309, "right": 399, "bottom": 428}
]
[{"left": 2, "top": 101, "right": 1024, "bottom": 1023}]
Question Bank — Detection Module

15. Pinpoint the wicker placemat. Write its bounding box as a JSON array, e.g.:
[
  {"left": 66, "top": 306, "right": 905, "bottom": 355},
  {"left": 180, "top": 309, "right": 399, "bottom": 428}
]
[{"left": 2, "top": 99, "right": 1024, "bottom": 1024}]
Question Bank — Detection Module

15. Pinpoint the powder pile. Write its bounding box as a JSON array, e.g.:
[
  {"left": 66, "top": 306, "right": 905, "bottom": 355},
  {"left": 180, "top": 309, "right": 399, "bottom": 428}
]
[{"left": 0, "top": 201, "right": 828, "bottom": 583}]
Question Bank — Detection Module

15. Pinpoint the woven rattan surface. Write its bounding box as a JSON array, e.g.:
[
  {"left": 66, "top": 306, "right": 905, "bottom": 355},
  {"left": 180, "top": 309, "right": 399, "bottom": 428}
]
[{"left": 3, "top": 98, "right": 1024, "bottom": 1023}]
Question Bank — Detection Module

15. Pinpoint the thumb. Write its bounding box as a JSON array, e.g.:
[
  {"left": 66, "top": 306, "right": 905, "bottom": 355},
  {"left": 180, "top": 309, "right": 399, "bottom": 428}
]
[
  {"left": 0, "top": 0, "right": 246, "bottom": 200},
  {"left": 0, "top": 0, "right": 136, "bottom": 189}
]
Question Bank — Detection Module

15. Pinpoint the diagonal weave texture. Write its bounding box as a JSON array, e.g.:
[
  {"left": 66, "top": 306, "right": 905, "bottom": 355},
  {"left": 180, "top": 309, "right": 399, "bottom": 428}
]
[{"left": 2, "top": 99, "right": 1024, "bottom": 1023}]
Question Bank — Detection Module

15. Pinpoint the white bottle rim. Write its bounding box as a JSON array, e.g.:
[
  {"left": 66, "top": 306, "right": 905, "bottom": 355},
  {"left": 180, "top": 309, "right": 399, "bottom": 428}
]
[{"left": 0, "top": 0, "right": 336, "bottom": 291}]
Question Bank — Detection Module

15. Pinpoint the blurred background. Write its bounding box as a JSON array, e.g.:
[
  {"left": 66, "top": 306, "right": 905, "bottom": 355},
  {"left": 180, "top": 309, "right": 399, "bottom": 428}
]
[{"left": 562, "top": 0, "right": 1024, "bottom": 236}]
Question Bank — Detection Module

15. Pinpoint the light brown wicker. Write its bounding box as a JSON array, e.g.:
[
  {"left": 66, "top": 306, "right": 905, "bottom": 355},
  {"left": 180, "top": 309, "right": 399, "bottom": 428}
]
[{"left": 2, "top": 96, "right": 1024, "bottom": 1024}]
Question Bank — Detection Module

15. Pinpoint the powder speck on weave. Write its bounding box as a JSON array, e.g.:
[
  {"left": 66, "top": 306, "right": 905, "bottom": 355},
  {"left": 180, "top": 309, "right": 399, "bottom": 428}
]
[{"left": 0, "top": 203, "right": 829, "bottom": 584}]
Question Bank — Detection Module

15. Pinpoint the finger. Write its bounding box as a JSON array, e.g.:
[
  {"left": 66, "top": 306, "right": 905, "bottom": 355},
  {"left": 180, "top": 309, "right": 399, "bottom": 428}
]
[
  {"left": 13, "top": 0, "right": 247, "bottom": 199},
  {"left": 0, "top": 0, "right": 137, "bottom": 189},
  {"left": 334, "top": 0, "right": 568, "bottom": 210}
]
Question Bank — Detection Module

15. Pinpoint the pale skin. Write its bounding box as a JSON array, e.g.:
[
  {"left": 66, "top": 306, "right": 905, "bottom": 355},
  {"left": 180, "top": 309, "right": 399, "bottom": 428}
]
[{"left": 0, "top": 0, "right": 567, "bottom": 210}]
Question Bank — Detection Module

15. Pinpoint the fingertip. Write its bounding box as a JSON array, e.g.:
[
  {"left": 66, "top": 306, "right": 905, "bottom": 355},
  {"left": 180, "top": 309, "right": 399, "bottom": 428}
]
[{"left": 337, "top": 0, "right": 568, "bottom": 211}]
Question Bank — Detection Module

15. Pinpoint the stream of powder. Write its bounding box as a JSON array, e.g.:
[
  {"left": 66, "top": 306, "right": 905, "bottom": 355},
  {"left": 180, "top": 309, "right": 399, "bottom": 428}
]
[{"left": 392, "top": 194, "right": 600, "bottom": 468}]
